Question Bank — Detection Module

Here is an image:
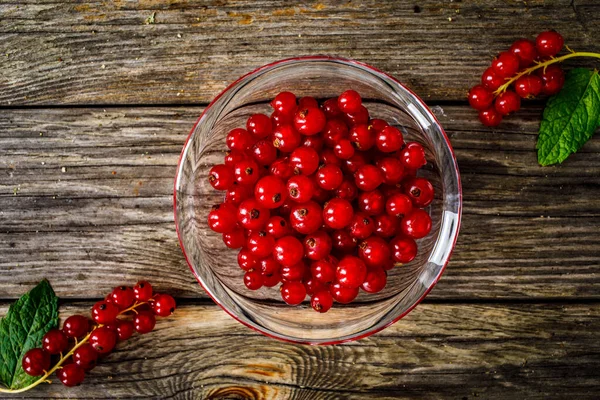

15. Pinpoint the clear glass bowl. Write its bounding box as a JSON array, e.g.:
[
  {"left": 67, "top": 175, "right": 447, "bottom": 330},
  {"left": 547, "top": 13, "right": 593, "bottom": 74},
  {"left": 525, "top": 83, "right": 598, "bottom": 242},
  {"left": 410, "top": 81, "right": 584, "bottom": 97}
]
[{"left": 174, "top": 56, "right": 462, "bottom": 345}]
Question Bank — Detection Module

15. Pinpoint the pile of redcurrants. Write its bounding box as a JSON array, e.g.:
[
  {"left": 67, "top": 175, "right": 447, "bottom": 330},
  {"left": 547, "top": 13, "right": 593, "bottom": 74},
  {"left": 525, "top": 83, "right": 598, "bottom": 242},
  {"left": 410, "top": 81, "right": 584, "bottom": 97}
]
[
  {"left": 21, "top": 282, "right": 176, "bottom": 387},
  {"left": 469, "top": 30, "right": 565, "bottom": 126},
  {"left": 207, "top": 90, "right": 434, "bottom": 313}
]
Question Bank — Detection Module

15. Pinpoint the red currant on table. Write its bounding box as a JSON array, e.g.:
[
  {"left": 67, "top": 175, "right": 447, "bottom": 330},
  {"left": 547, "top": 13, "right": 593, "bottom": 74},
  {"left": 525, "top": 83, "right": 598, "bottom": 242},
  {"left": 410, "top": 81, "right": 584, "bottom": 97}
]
[
  {"left": 370, "top": 118, "right": 389, "bottom": 132},
  {"left": 110, "top": 286, "right": 135, "bottom": 310},
  {"left": 336, "top": 256, "right": 367, "bottom": 289},
  {"left": 515, "top": 75, "right": 543, "bottom": 98},
  {"left": 237, "top": 198, "right": 270, "bottom": 230},
  {"left": 323, "top": 198, "right": 354, "bottom": 229},
  {"left": 91, "top": 300, "right": 119, "bottom": 324},
  {"left": 330, "top": 282, "right": 359, "bottom": 304},
  {"left": 271, "top": 110, "right": 294, "bottom": 127},
  {"left": 265, "top": 216, "right": 292, "bottom": 238},
  {"left": 355, "top": 164, "right": 384, "bottom": 191},
  {"left": 343, "top": 151, "right": 368, "bottom": 173},
  {"left": 361, "top": 267, "right": 387, "bottom": 294},
  {"left": 233, "top": 158, "right": 260, "bottom": 186},
  {"left": 73, "top": 343, "right": 99, "bottom": 371},
  {"left": 208, "top": 164, "right": 234, "bottom": 191},
  {"left": 403, "top": 177, "right": 435, "bottom": 208},
  {"left": 301, "top": 134, "right": 324, "bottom": 152},
  {"left": 321, "top": 97, "right": 342, "bottom": 119},
  {"left": 223, "top": 228, "right": 245, "bottom": 249},
  {"left": 244, "top": 270, "right": 264, "bottom": 290},
  {"left": 386, "top": 193, "right": 413, "bottom": 218},
  {"left": 272, "top": 124, "right": 301, "bottom": 152},
  {"left": 247, "top": 230, "right": 275, "bottom": 258},
  {"left": 468, "top": 85, "right": 494, "bottom": 111},
  {"left": 535, "top": 30, "right": 564, "bottom": 57},
  {"left": 492, "top": 51, "right": 520, "bottom": 78},
  {"left": 151, "top": 293, "right": 177, "bottom": 317},
  {"left": 335, "top": 177, "right": 358, "bottom": 201},
  {"left": 373, "top": 214, "right": 398, "bottom": 238},
  {"left": 294, "top": 107, "right": 326, "bottom": 136},
  {"left": 281, "top": 261, "right": 307, "bottom": 282},
  {"left": 481, "top": 67, "right": 504, "bottom": 91},
  {"left": 311, "top": 258, "right": 337, "bottom": 283},
  {"left": 337, "top": 90, "right": 362, "bottom": 114},
  {"left": 376, "top": 126, "right": 404, "bottom": 153},
  {"left": 89, "top": 327, "right": 117, "bottom": 354},
  {"left": 537, "top": 64, "right": 565, "bottom": 95},
  {"left": 134, "top": 280, "right": 153, "bottom": 301},
  {"left": 401, "top": 209, "right": 432, "bottom": 239},
  {"left": 62, "top": 315, "right": 90, "bottom": 339},
  {"left": 358, "top": 189, "right": 385, "bottom": 216},
  {"left": 274, "top": 236, "right": 304, "bottom": 267},
  {"left": 305, "top": 276, "right": 329, "bottom": 298},
  {"left": 133, "top": 311, "right": 156, "bottom": 334},
  {"left": 322, "top": 119, "right": 349, "bottom": 147},
  {"left": 298, "top": 96, "right": 318, "bottom": 109},
  {"left": 224, "top": 150, "right": 246, "bottom": 167},
  {"left": 348, "top": 212, "right": 375, "bottom": 240},
  {"left": 42, "top": 329, "right": 69, "bottom": 355},
  {"left": 349, "top": 124, "right": 376, "bottom": 150},
  {"left": 271, "top": 91, "right": 297, "bottom": 114},
  {"left": 225, "top": 183, "right": 252, "bottom": 206},
  {"left": 510, "top": 38, "right": 538, "bottom": 68},
  {"left": 478, "top": 107, "right": 503, "bottom": 127},
  {"left": 290, "top": 201, "right": 323, "bottom": 234},
  {"left": 316, "top": 164, "right": 344, "bottom": 191},
  {"left": 290, "top": 146, "right": 320, "bottom": 175},
  {"left": 263, "top": 271, "right": 282, "bottom": 288},
  {"left": 238, "top": 248, "right": 258, "bottom": 271},
  {"left": 22, "top": 348, "right": 50, "bottom": 376},
  {"left": 304, "top": 230, "right": 333, "bottom": 260},
  {"left": 116, "top": 319, "right": 135, "bottom": 341},
  {"left": 259, "top": 256, "right": 280, "bottom": 276},
  {"left": 251, "top": 139, "right": 278, "bottom": 166},
  {"left": 270, "top": 157, "right": 295, "bottom": 180},
  {"left": 359, "top": 236, "right": 392, "bottom": 268},
  {"left": 495, "top": 90, "right": 521, "bottom": 116},
  {"left": 254, "top": 175, "right": 287, "bottom": 209},
  {"left": 226, "top": 128, "right": 254, "bottom": 152},
  {"left": 287, "top": 174, "right": 315, "bottom": 203},
  {"left": 208, "top": 203, "right": 238, "bottom": 233},
  {"left": 400, "top": 142, "right": 427, "bottom": 170},
  {"left": 57, "top": 363, "right": 85, "bottom": 387},
  {"left": 311, "top": 290, "right": 334, "bottom": 313},
  {"left": 246, "top": 113, "right": 273, "bottom": 138},
  {"left": 333, "top": 138, "right": 355, "bottom": 160},
  {"left": 280, "top": 281, "right": 307, "bottom": 305},
  {"left": 345, "top": 105, "right": 369, "bottom": 126}
]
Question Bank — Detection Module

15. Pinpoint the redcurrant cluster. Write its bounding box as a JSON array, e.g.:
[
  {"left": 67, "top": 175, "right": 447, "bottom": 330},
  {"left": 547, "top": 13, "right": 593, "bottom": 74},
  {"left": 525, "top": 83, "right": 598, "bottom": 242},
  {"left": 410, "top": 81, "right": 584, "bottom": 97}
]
[
  {"left": 208, "top": 90, "right": 434, "bottom": 313},
  {"left": 469, "top": 30, "right": 565, "bottom": 126},
  {"left": 21, "top": 282, "right": 175, "bottom": 388}
]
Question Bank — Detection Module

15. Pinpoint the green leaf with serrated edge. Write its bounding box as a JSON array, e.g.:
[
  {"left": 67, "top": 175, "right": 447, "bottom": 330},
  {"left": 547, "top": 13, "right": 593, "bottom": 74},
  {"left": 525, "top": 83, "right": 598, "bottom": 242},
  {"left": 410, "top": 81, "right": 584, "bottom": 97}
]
[
  {"left": 0, "top": 280, "right": 58, "bottom": 390},
  {"left": 537, "top": 68, "right": 600, "bottom": 166}
]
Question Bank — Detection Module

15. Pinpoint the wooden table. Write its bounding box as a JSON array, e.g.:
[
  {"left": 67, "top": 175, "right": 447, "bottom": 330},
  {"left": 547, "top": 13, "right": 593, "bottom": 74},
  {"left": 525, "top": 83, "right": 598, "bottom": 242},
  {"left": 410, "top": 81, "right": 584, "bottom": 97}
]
[{"left": 1, "top": 1, "right": 599, "bottom": 398}]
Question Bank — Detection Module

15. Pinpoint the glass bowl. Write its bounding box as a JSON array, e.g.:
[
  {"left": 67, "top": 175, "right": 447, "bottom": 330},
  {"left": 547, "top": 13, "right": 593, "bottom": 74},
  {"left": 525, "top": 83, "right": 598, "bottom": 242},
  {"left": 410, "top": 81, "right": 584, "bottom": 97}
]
[{"left": 174, "top": 56, "right": 461, "bottom": 345}]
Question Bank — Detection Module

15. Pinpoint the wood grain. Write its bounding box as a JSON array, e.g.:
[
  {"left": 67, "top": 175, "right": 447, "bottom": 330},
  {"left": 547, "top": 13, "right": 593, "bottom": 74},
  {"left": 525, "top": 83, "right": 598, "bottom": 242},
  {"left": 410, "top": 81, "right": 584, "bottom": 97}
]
[
  {"left": 5, "top": 302, "right": 598, "bottom": 399},
  {"left": 0, "top": 0, "right": 599, "bottom": 105},
  {"left": 1, "top": 106, "right": 599, "bottom": 299}
]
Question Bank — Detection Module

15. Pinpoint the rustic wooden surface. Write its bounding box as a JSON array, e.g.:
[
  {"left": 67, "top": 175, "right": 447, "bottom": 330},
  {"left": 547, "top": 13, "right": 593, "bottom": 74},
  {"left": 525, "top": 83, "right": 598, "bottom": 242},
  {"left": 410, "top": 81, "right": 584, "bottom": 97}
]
[{"left": 1, "top": 0, "right": 599, "bottom": 398}]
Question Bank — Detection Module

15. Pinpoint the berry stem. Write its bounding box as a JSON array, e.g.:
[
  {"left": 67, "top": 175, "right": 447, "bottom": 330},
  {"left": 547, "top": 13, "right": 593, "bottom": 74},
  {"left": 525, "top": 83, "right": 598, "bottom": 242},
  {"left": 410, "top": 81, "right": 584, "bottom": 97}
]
[
  {"left": 0, "top": 301, "right": 148, "bottom": 394},
  {"left": 494, "top": 51, "right": 600, "bottom": 95}
]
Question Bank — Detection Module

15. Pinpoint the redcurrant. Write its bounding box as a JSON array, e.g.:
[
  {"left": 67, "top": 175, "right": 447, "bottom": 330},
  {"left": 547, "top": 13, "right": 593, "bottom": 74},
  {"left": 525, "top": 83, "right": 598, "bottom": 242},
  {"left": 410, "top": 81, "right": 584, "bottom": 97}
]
[
  {"left": 369, "top": 118, "right": 389, "bottom": 132},
  {"left": 349, "top": 124, "right": 375, "bottom": 150},
  {"left": 391, "top": 235, "right": 418, "bottom": 264},
  {"left": 535, "top": 30, "right": 564, "bottom": 57},
  {"left": 510, "top": 38, "right": 538, "bottom": 68},
  {"left": 337, "top": 90, "right": 362, "bottom": 114},
  {"left": 481, "top": 67, "right": 504, "bottom": 91},
  {"left": 400, "top": 209, "right": 432, "bottom": 239},
  {"left": 403, "top": 177, "right": 435, "bottom": 207},
  {"left": 281, "top": 261, "right": 307, "bottom": 282},
  {"left": 208, "top": 203, "right": 238, "bottom": 233},
  {"left": 373, "top": 214, "right": 398, "bottom": 238},
  {"left": 303, "top": 230, "right": 332, "bottom": 260},
  {"left": 400, "top": 142, "right": 427, "bottom": 170},
  {"left": 322, "top": 119, "right": 349, "bottom": 148},
  {"left": 333, "top": 138, "right": 355, "bottom": 160},
  {"left": 233, "top": 158, "right": 260, "bottom": 186},
  {"left": 265, "top": 216, "right": 291, "bottom": 238},
  {"left": 280, "top": 281, "right": 306, "bottom": 305},
  {"left": 110, "top": 286, "right": 135, "bottom": 310},
  {"left": 42, "top": 329, "right": 69, "bottom": 355},
  {"left": 348, "top": 212, "right": 375, "bottom": 240},
  {"left": 62, "top": 315, "right": 89, "bottom": 339},
  {"left": 270, "top": 157, "right": 295, "bottom": 180},
  {"left": 274, "top": 236, "right": 304, "bottom": 267},
  {"left": 311, "top": 258, "right": 337, "bottom": 283},
  {"left": 290, "top": 201, "right": 323, "bottom": 234},
  {"left": 22, "top": 348, "right": 50, "bottom": 376},
  {"left": 335, "top": 177, "right": 358, "bottom": 201},
  {"left": 247, "top": 230, "right": 275, "bottom": 258},
  {"left": 287, "top": 174, "right": 315, "bottom": 203},
  {"left": 259, "top": 257, "right": 280, "bottom": 276},
  {"left": 386, "top": 193, "right": 413, "bottom": 217},
  {"left": 358, "top": 236, "right": 391, "bottom": 268},
  {"left": 358, "top": 189, "right": 385, "bottom": 216},
  {"left": 273, "top": 124, "right": 301, "bottom": 152},
  {"left": 208, "top": 164, "right": 234, "bottom": 191},
  {"left": 345, "top": 105, "right": 369, "bottom": 126},
  {"left": 116, "top": 319, "right": 134, "bottom": 340},
  {"left": 238, "top": 248, "right": 258, "bottom": 271},
  {"left": 343, "top": 152, "right": 368, "bottom": 174},
  {"left": 244, "top": 270, "right": 264, "bottom": 290},
  {"left": 254, "top": 175, "right": 287, "bottom": 209},
  {"left": 301, "top": 134, "right": 324, "bottom": 152},
  {"left": 515, "top": 75, "right": 543, "bottom": 98},
  {"left": 336, "top": 256, "right": 367, "bottom": 289},
  {"left": 73, "top": 343, "right": 98, "bottom": 371},
  {"left": 376, "top": 126, "right": 404, "bottom": 153},
  {"left": 323, "top": 198, "right": 354, "bottom": 229},
  {"left": 151, "top": 293, "right": 177, "bottom": 317},
  {"left": 492, "top": 51, "right": 520, "bottom": 78},
  {"left": 91, "top": 300, "right": 119, "bottom": 325},
  {"left": 251, "top": 139, "right": 277, "bottom": 166},
  {"left": 294, "top": 107, "right": 326, "bottom": 136},
  {"left": 224, "top": 150, "right": 246, "bottom": 167},
  {"left": 223, "top": 228, "right": 245, "bottom": 249},
  {"left": 311, "top": 290, "right": 333, "bottom": 313},
  {"left": 226, "top": 128, "right": 254, "bottom": 152},
  {"left": 331, "top": 229, "right": 357, "bottom": 253},
  {"left": 246, "top": 114, "right": 273, "bottom": 138},
  {"left": 478, "top": 107, "right": 502, "bottom": 127},
  {"left": 225, "top": 183, "right": 253, "bottom": 206},
  {"left": 355, "top": 164, "right": 383, "bottom": 191},
  {"left": 134, "top": 311, "right": 156, "bottom": 334},
  {"left": 537, "top": 65, "right": 565, "bottom": 95},
  {"left": 321, "top": 97, "right": 342, "bottom": 119},
  {"left": 271, "top": 91, "right": 297, "bottom": 114},
  {"left": 57, "top": 363, "right": 85, "bottom": 387},
  {"left": 330, "top": 282, "right": 359, "bottom": 304},
  {"left": 290, "top": 146, "right": 320, "bottom": 175},
  {"left": 133, "top": 280, "right": 153, "bottom": 301},
  {"left": 495, "top": 90, "right": 521, "bottom": 115},
  {"left": 89, "top": 327, "right": 117, "bottom": 354},
  {"left": 237, "top": 198, "right": 270, "bottom": 230},
  {"left": 316, "top": 164, "right": 344, "bottom": 191},
  {"left": 468, "top": 85, "right": 494, "bottom": 111},
  {"left": 361, "top": 267, "right": 387, "bottom": 293}
]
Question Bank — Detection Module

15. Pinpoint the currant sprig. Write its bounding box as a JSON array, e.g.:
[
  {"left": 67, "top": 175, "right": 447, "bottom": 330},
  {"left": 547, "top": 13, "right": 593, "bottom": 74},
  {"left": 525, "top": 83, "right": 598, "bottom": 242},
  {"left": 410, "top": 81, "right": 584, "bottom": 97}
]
[
  {"left": 0, "top": 281, "right": 176, "bottom": 393},
  {"left": 468, "top": 30, "right": 600, "bottom": 127}
]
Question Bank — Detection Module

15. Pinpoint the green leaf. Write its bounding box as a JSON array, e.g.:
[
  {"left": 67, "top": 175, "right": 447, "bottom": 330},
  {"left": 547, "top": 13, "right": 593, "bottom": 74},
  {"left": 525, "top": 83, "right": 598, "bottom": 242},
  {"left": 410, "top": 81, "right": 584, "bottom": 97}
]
[
  {"left": 0, "top": 280, "right": 58, "bottom": 390},
  {"left": 537, "top": 68, "right": 600, "bottom": 166}
]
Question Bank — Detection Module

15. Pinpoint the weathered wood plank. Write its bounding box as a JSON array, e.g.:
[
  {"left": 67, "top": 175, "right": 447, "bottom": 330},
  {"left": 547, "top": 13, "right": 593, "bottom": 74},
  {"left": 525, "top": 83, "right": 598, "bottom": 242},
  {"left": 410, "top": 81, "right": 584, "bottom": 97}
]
[
  {"left": 3, "top": 302, "right": 598, "bottom": 399},
  {"left": 0, "top": 0, "right": 598, "bottom": 105},
  {"left": 1, "top": 106, "right": 599, "bottom": 299}
]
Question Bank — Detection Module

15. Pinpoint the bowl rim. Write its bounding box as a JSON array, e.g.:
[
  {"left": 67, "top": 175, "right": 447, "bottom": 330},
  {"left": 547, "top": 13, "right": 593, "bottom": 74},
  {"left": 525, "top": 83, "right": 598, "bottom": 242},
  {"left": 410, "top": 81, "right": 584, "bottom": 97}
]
[{"left": 173, "top": 55, "right": 462, "bottom": 345}]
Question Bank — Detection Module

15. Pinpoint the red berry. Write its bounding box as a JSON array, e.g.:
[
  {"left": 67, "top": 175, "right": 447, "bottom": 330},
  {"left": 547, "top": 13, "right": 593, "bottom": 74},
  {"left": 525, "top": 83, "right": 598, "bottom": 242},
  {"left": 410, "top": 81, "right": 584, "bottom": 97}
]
[
  {"left": 492, "top": 51, "right": 520, "bottom": 78},
  {"left": 495, "top": 90, "right": 521, "bottom": 116},
  {"left": 233, "top": 158, "right": 260, "bottom": 186},
  {"left": 349, "top": 124, "right": 375, "bottom": 150},
  {"left": 355, "top": 164, "right": 383, "bottom": 192},
  {"left": 254, "top": 175, "right": 287, "bottom": 209},
  {"left": 272, "top": 124, "right": 301, "bottom": 152},
  {"left": 270, "top": 157, "right": 295, "bottom": 180},
  {"left": 468, "top": 85, "right": 495, "bottom": 111},
  {"left": 22, "top": 348, "right": 50, "bottom": 376},
  {"left": 348, "top": 212, "right": 375, "bottom": 240},
  {"left": 281, "top": 261, "right": 307, "bottom": 282},
  {"left": 208, "top": 164, "right": 234, "bottom": 191},
  {"left": 89, "top": 327, "right": 117, "bottom": 354},
  {"left": 294, "top": 107, "right": 326, "bottom": 136},
  {"left": 403, "top": 177, "right": 435, "bottom": 208},
  {"left": 322, "top": 119, "right": 349, "bottom": 147},
  {"left": 336, "top": 256, "right": 367, "bottom": 289},
  {"left": 301, "top": 135, "right": 324, "bottom": 152},
  {"left": 515, "top": 75, "right": 543, "bottom": 98},
  {"left": 478, "top": 107, "right": 503, "bottom": 127},
  {"left": 373, "top": 214, "right": 398, "bottom": 238},
  {"left": 311, "top": 258, "right": 337, "bottom": 283},
  {"left": 319, "top": 148, "right": 342, "bottom": 168},
  {"left": 370, "top": 118, "right": 389, "bottom": 132},
  {"left": 259, "top": 257, "right": 280, "bottom": 276},
  {"left": 535, "top": 30, "right": 564, "bottom": 57},
  {"left": 247, "top": 230, "right": 275, "bottom": 258},
  {"left": 287, "top": 175, "right": 315, "bottom": 203},
  {"left": 280, "top": 281, "right": 307, "bottom": 305},
  {"left": 361, "top": 267, "right": 387, "bottom": 293},
  {"left": 116, "top": 320, "right": 134, "bottom": 340},
  {"left": 271, "top": 91, "right": 297, "bottom": 114},
  {"left": 271, "top": 110, "right": 294, "bottom": 127},
  {"left": 224, "top": 150, "right": 246, "bottom": 167},
  {"left": 316, "top": 164, "right": 344, "bottom": 191},
  {"left": 91, "top": 300, "right": 119, "bottom": 325},
  {"left": 42, "top": 328, "right": 69, "bottom": 355},
  {"left": 134, "top": 311, "right": 156, "bottom": 334},
  {"left": 251, "top": 139, "right": 277, "bottom": 166},
  {"left": 263, "top": 271, "right": 282, "bottom": 287},
  {"left": 274, "top": 236, "right": 304, "bottom": 267},
  {"left": 290, "top": 146, "right": 320, "bottom": 175},
  {"left": 323, "top": 198, "right": 354, "bottom": 229},
  {"left": 345, "top": 105, "right": 369, "bottom": 126},
  {"left": 386, "top": 193, "right": 413, "bottom": 217},
  {"left": 57, "top": 363, "right": 85, "bottom": 387},
  {"left": 303, "top": 230, "right": 332, "bottom": 260},
  {"left": 537, "top": 65, "right": 565, "bottom": 95},
  {"left": 335, "top": 177, "right": 358, "bottom": 201},
  {"left": 358, "top": 189, "right": 385, "bottom": 216},
  {"left": 238, "top": 248, "right": 258, "bottom": 271},
  {"left": 481, "top": 67, "right": 504, "bottom": 91},
  {"left": 358, "top": 236, "right": 391, "bottom": 268},
  {"left": 247, "top": 114, "right": 273, "bottom": 138},
  {"left": 208, "top": 203, "right": 238, "bottom": 233},
  {"left": 321, "top": 97, "right": 342, "bottom": 119},
  {"left": 400, "top": 142, "right": 427, "bottom": 170},
  {"left": 133, "top": 280, "right": 153, "bottom": 302},
  {"left": 244, "top": 270, "right": 264, "bottom": 290},
  {"left": 375, "top": 157, "right": 403, "bottom": 185},
  {"left": 298, "top": 96, "right": 318, "bottom": 109},
  {"left": 237, "top": 198, "right": 270, "bottom": 230},
  {"left": 73, "top": 344, "right": 98, "bottom": 371},
  {"left": 311, "top": 184, "right": 331, "bottom": 203},
  {"left": 223, "top": 228, "right": 245, "bottom": 249},
  {"left": 311, "top": 290, "right": 333, "bottom": 313},
  {"left": 110, "top": 286, "right": 135, "bottom": 310},
  {"left": 510, "top": 38, "right": 538, "bottom": 68},
  {"left": 331, "top": 229, "right": 357, "bottom": 252},
  {"left": 226, "top": 128, "right": 254, "bottom": 152},
  {"left": 265, "top": 216, "right": 291, "bottom": 238},
  {"left": 333, "top": 139, "right": 355, "bottom": 160},
  {"left": 338, "top": 90, "right": 362, "bottom": 114},
  {"left": 290, "top": 201, "right": 323, "bottom": 234},
  {"left": 62, "top": 315, "right": 89, "bottom": 339},
  {"left": 225, "top": 183, "right": 253, "bottom": 206},
  {"left": 151, "top": 293, "right": 177, "bottom": 317},
  {"left": 400, "top": 209, "right": 432, "bottom": 239},
  {"left": 330, "top": 282, "right": 359, "bottom": 304},
  {"left": 376, "top": 126, "right": 404, "bottom": 153},
  {"left": 343, "top": 152, "right": 368, "bottom": 174}
]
